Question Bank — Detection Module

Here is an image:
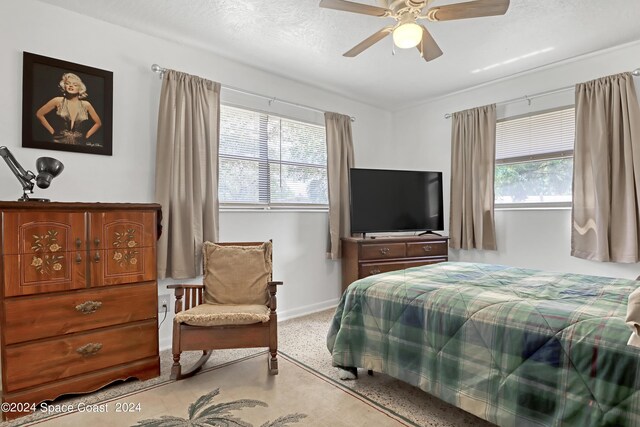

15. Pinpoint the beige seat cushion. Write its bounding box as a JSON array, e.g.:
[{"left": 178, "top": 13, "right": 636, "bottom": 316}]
[
  {"left": 174, "top": 303, "right": 271, "bottom": 327},
  {"left": 627, "top": 287, "right": 640, "bottom": 347},
  {"left": 203, "top": 241, "right": 272, "bottom": 306}
]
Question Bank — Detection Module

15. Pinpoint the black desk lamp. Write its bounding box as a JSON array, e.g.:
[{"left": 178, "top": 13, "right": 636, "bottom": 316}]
[{"left": 0, "top": 146, "right": 64, "bottom": 202}]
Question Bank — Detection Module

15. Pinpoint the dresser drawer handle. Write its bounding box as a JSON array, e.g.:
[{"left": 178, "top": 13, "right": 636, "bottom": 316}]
[
  {"left": 94, "top": 238, "right": 101, "bottom": 247},
  {"left": 379, "top": 247, "right": 390, "bottom": 255},
  {"left": 75, "top": 300, "right": 102, "bottom": 314},
  {"left": 370, "top": 268, "right": 381, "bottom": 274},
  {"left": 75, "top": 253, "right": 82, "bottom": 264},
  {"left": 75, "top": 238, "right": 82, "bottom": 249},
  {"left": 94, "top": 252, "right": 101, "bottom": 263},
  {"left": 76, "top": 342, "right": 103, "bottom": 356},
  {"left": 423, "top": 245, "right": 432, "bottom": 252}
]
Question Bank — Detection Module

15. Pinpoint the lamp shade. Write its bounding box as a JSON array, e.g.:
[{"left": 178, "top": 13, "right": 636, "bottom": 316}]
[
  {"left": 35, "top": 157, "right": 64, "bottom": 189},
  {"left": 393, "top": 23, "right": 423, "bottom": 49}
]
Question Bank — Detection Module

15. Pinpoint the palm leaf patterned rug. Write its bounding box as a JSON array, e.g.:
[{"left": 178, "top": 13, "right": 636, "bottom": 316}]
[
  {"left": 133, "top": 387, "right": 306, "bottom": 427},
  {"left": 8, "top": 352, "right": 411, "bottom": 427}
]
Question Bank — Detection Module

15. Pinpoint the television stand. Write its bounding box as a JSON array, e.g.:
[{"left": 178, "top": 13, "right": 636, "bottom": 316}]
[
  {"left": 340, "top": 235, "right": 449, "bottom": 293},
  {"left": 418, "top": 230, "right": 442, "bottom": 237}
]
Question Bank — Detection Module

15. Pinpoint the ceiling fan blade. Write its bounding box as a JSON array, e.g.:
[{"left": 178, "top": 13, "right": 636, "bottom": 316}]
[
  {"left": 320, "top": 0, "right": 390, "bottom": 17},
  {"left": 416, "top": 25, "right": 443, "bottom": 62},
  {"left": 427, "top": 0, "right": 509, "bottom": 21},
  {"left": 343, "top": 26, "right": 393, "bottom": 57}
]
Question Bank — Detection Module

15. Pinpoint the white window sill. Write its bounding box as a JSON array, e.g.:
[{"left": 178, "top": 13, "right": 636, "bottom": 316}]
[
  {"left": 220, "top": 206, "right": 328, "bottom": 213},
  {"left": 495, "top": 203, "right": 571, "bottom": 211}
]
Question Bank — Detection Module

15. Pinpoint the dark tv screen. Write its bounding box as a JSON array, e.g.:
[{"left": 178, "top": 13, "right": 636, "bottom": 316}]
[{"left": 349, "top": 168, "right": 444, "bottom": 234}]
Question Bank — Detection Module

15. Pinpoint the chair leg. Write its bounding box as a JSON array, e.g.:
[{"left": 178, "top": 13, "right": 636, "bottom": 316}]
[
  {"left": 174, "top": 350, "right": 212, "bottom": 380},
  {"left": 268, "top": 316, "right": 278, "bottom": 375},
  {"left": 171, "top": 321, "right": 182, "bottom": 380},
  {"left": 268, "top": 349, "right": 278, "bottom": 375},
  {"left": 171, "top": 352, "right": 182, "bottom": 380}
]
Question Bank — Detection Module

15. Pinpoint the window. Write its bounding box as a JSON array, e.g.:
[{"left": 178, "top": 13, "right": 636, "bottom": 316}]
[
  {"left": 218, "top": 105, "right": 328, "bottom": 208},
  {"left": 495, "top": 107, "right": 575, "bottom": 205}
]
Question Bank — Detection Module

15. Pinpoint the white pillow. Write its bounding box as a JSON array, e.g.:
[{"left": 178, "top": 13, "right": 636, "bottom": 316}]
[{"left": 626, "top": 287, "right": 640, "bottom": 347}]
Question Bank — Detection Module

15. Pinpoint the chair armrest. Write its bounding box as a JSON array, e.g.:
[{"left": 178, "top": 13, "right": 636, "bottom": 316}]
[
  {"left": 267, "top": 281, "right": 283, "bottom": 312},
  {"left": 267, "top": 281, "right": 283, "bottom": 294}
]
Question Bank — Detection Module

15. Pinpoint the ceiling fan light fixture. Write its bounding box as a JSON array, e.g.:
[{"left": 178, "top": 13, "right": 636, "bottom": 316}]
[
  {"left": 392, "top": 22, "right": 423, "bottom": 49},
  {"left": 321, "top": 0, "right": 510, "bottom": 61}
]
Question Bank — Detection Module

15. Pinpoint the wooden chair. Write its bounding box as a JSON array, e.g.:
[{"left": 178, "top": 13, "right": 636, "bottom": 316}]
[{"left": 167, "top": 241, "right": 283, "bottom": 380}]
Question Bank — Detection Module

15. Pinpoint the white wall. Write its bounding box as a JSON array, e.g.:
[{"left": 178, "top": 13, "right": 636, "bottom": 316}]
[
  {"left": 0, "top": 0, "right": 393, "bottom": 350},
  {"left": 4, "top": 0, "right": 639, "bottom": 353},
  {"left": 391, "top": 41, "right": 640, "bottom": 280}
]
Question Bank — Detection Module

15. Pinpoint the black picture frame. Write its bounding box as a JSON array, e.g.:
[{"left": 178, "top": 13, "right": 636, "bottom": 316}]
[{"left": 22, "top": 52, "right": 113, "bottom": 156}]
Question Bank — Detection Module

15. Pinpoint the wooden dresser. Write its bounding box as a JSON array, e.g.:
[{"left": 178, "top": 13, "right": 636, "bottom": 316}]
[
  {"left": 0, "top": 202, "right": 161, "bottom": 419},
  {"left": 341, "top": 235, "right": 449, "bottom": 292}
]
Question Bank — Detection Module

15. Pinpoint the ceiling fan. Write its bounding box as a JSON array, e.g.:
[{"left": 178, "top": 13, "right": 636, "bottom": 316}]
[{"left": 319, "top": 0, "right": 510, "bottom": 62}]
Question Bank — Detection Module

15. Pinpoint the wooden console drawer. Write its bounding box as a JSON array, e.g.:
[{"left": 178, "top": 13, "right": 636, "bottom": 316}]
[
  {"left": 3, "top": 282, "right": 157, "bottom": 345},
  {"left": 406, "top": 241, "right": 448, "bottom": 257},
  {"left": 360, "top": 261, "right": 406, "bottom": 278},
  {"left": 360, "top": 243, "right": 405, "bottom": 260},
  {"left": 360, "top": 258, "right": 448, "bottom": 278},
  {"left": 3, "top": 320, "right": 157, "bottom": 392}
]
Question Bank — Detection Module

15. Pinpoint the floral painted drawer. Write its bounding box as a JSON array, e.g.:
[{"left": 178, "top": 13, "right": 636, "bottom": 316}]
[
  {"left": 2, "top": 211, "right": 85, "bottom": 296},
  {"left": 2, "top": 210, "right": 157, "bottom": 295}
]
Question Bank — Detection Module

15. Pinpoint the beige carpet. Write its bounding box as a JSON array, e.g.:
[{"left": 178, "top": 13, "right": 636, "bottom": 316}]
[{"left": 2, "top": 308, "right": 491, "bottom": 427}]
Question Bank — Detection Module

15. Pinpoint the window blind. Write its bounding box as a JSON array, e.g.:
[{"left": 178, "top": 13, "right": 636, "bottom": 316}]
[
  {"left": 496, "top": 107, "right": 575, "bottom": 163},
  {"left": 219, "top": 105, "right": 328, "bottom": 206}
]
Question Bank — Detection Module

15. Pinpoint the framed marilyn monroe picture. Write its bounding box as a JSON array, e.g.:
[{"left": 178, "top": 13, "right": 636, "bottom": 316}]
[{"left": 22, "top": 52, "right": 113, "bottom": 156}]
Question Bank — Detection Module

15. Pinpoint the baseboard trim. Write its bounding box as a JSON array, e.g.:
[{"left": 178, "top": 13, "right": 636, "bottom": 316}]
[
  {"left": 277, "top": 298, "right": 339, "bottom": 322},
  {"left": 158, "top": 298, "right": 340, "bottom": 351}
]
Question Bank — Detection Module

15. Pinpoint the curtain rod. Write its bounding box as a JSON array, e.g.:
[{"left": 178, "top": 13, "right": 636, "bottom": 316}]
[
  {"left": 151, "top": 64, "right": 356, "bottom": 122},
  {"left": 443, "top": 67, "right": 640, "bottom": 119}
]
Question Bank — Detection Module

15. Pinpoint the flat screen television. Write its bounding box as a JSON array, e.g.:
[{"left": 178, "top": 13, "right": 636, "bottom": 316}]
[{"left": 349, "top": 168, "right": 444, "bottom": 235}]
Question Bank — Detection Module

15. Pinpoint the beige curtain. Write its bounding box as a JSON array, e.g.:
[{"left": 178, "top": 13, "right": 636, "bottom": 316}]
[
  {"left": 449, "top": 104, "right": 497, "bottom": 250},
  {"left": 572, "top": 72, "right": 640, "bottom": 262},
  {"left": 155, "top": 70, "right": 220, "bottom": 279},
  {"left": 325, "top": 112, "right": 355, "bottom": 259}
]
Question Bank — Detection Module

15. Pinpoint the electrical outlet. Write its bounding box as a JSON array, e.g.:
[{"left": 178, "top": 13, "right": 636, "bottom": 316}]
[{"left": 158, "top": 294, "right": 170, "bottom": 313}]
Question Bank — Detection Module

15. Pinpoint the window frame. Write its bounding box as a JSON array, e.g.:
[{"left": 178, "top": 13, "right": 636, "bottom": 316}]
[
  {"left": 218, "top": 103, "right": 328, "bottom": 211},
  {"left": 494, "top": 106, "right": 575, "bottom": 209}
]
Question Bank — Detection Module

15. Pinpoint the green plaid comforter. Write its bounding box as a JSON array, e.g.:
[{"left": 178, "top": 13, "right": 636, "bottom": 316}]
[{"left": 327, "top": 262, "right": 640, "bottom": 427}]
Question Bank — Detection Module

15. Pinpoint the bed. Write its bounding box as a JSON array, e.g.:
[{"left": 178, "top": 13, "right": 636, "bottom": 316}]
[{"left": 327, "top": 262, "right": 640, "bottom": 427}]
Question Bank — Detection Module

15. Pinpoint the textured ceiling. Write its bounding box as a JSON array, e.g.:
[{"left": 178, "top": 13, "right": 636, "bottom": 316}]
[{"left": 37, "top": 0, "right": 640, "bottom": 110}]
